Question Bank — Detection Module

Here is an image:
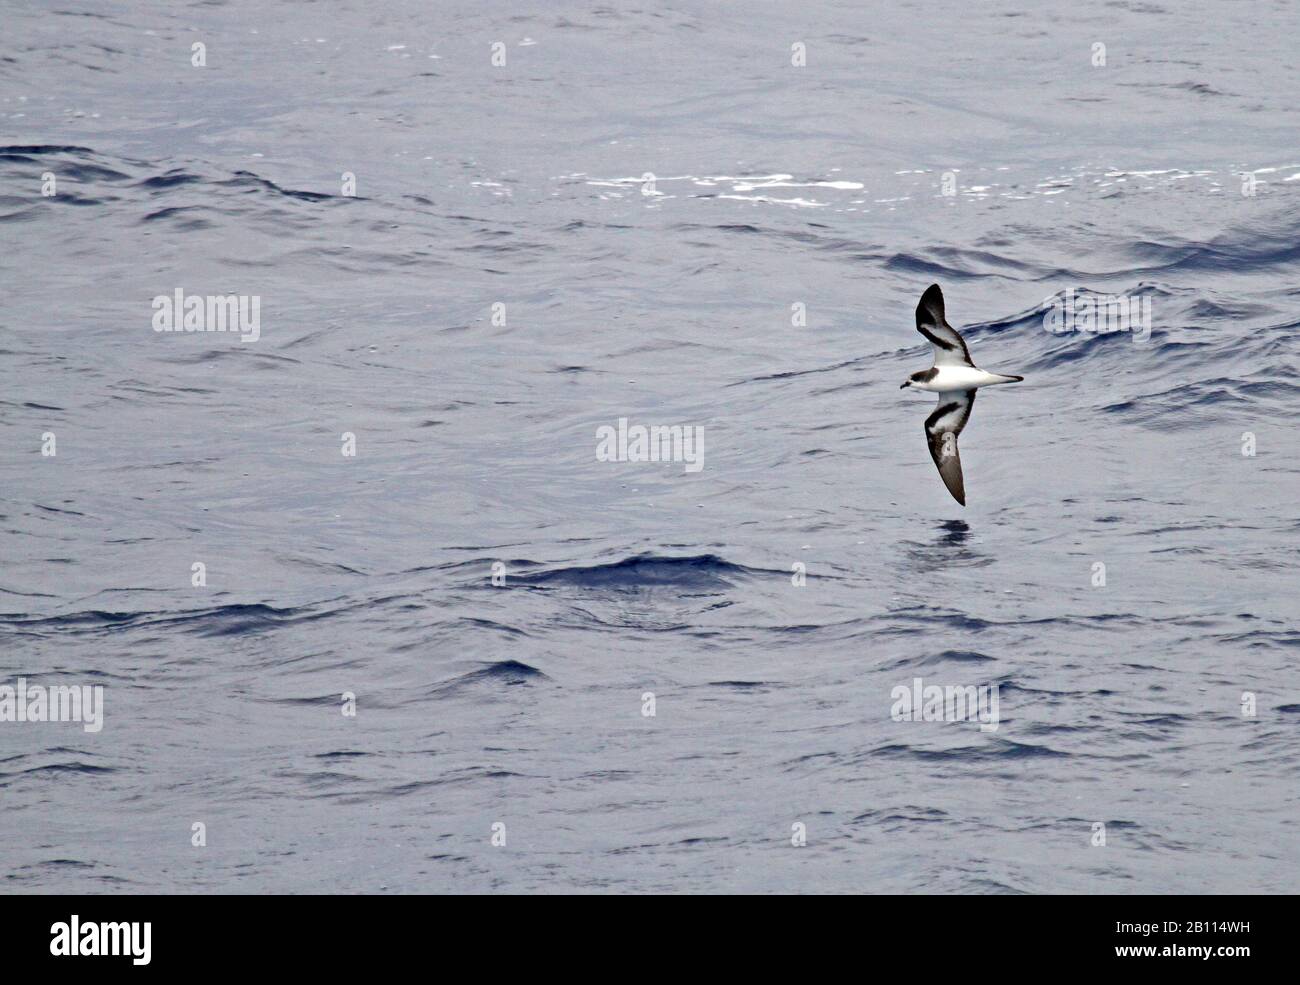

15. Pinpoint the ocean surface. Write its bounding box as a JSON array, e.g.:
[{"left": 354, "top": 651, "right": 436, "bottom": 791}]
[{"left": 2, "top": 0, "right": 1298, "bottom": 894}]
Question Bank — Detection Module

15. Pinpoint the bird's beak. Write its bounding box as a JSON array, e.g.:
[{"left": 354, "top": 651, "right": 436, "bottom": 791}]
[{"left": 899, "top": 381, "right": 910, "bottom": 389}]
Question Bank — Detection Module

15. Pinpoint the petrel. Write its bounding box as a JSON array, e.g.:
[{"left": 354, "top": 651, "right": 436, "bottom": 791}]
[{"left": 900, "top": 284, "right": 1023, "bottom": 506}]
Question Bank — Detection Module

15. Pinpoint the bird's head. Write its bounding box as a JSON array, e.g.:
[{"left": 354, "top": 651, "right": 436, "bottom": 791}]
[
  {"left": 901, "top": 369, "right": 933, "bottom": 389},
  {"left": 900, "top": 370, "right": 924, "bottom": 389}
]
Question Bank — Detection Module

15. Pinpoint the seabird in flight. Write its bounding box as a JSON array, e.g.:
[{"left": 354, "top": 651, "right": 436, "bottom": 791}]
[{"left": 900, "top": 284, "right": 1024, "bottom": 506}]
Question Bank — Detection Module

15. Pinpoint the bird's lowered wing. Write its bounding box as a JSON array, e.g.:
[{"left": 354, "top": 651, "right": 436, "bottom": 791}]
[
  {"left": 916, "top": 283, "right": 974, "bottom": 368},
  {"left": 925, "top": 389, "right": 976, "bottom": 506}
]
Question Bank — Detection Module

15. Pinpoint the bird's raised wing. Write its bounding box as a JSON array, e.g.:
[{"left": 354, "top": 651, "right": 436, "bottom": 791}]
[
  {"left": 916, "top": 283, "right": 974, "bottom": 368},
  {"left": 925, "top": 389, "right": 976, "bottom": 506}
]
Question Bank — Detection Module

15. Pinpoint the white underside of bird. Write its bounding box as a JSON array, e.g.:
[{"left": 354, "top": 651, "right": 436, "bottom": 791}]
[{"left": 904, "top": 365, "right": 1021, "bottom": 393}]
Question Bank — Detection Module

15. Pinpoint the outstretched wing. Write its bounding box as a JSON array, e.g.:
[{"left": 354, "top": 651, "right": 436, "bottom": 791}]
[
  {"left": 916, "top": 283, "right": 974, "bottom": 368},
  {"left": 925, "top": 389, "right": 977, "bottom": 506}
]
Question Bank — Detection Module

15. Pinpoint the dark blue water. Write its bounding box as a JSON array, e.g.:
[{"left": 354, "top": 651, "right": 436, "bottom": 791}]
[{"left": 2, "top": 1, "right": 1298, "bottom": 893}]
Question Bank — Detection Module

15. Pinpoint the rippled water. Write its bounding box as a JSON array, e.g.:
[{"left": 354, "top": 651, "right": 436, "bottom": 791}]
[{"left": 2, "top": 1, "right": 1298, "bottom": 893}]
